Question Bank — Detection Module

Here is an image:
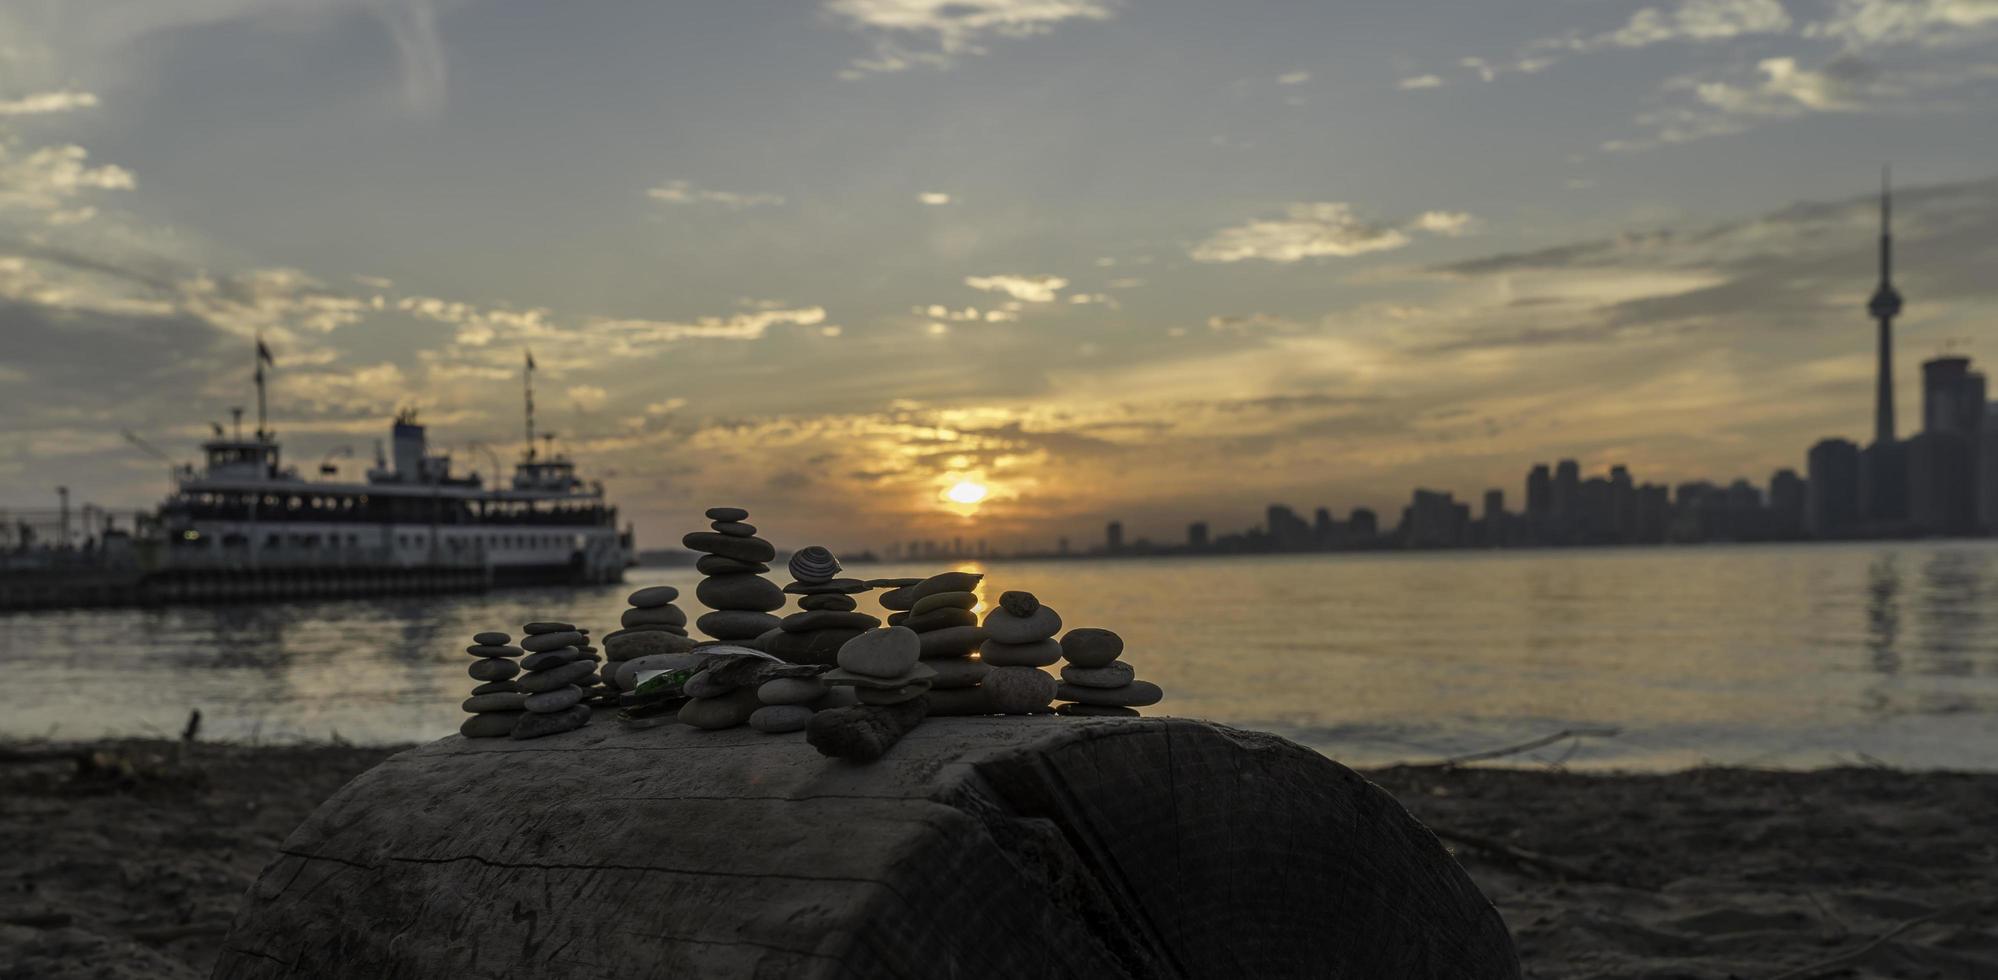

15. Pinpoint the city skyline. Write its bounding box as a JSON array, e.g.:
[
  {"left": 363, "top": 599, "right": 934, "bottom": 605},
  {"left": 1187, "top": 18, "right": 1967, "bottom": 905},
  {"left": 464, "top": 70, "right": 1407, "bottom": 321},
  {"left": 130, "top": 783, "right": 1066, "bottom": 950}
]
[{"left": 3, "top": 2, "right": 1998, "bottom": 551}]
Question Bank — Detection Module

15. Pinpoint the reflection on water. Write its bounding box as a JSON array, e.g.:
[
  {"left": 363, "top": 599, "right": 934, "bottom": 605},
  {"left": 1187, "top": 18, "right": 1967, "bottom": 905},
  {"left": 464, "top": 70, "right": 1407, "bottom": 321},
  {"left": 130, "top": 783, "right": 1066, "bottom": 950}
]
[{"left": 3, "top": 541, "right": 1997, "bottom": 770}]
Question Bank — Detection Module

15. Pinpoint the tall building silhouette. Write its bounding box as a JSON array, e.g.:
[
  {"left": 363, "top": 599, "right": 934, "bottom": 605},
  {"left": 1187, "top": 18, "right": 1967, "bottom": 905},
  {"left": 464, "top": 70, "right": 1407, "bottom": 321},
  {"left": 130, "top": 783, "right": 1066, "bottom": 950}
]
[{"left": 1870, "top": 168, "right": 1902, "bottom": 447}]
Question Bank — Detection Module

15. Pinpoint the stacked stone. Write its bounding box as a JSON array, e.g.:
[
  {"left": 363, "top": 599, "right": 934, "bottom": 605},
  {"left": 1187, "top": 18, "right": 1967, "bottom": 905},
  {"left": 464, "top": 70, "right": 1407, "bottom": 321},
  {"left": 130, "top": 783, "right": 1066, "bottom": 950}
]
[
  {"left": 673, "top": 646, "right": 832, "bottom": 731},
  {"left": 509, "top": 621, "right": 595, "bottom": 739},
  {"left": 762, "top": 546, "right": 878, "bottom": 665},
  {"left": 873, "top": 572, "right": 987, "bottom": 714},
  {"left": 602, "top": 585, "right": 699, "bottom": 691},
  {"left": 683, "top": 507, "right": 783, "bottom": 648},
  {"left": 976, "top": 591, "right": 1063, "bottom": 715},
  {"left": 460, "top": 630, "right": 527, "bottom": 738},
  {"left": 822, "top": 627, "right": 934, "bottom": 711},
  {"left": 1054, "top": 628, "right": 1163, "bottom": 717}
]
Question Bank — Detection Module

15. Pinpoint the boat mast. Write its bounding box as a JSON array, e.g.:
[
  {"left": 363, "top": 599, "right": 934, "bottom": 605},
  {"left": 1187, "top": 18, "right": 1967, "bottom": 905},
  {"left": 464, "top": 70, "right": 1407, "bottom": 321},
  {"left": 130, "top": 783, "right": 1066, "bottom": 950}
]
[
  {"left": 523, "top": 349, "right": 537, "bottom": 462},
  {"left": 254, "top": 334, "right": 274, "bottom": 442}
]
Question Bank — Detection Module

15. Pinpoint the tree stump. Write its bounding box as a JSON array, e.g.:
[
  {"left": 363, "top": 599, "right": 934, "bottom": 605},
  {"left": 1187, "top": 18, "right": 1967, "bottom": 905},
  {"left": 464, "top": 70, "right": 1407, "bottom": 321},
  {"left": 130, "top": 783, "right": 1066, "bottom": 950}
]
[{"left": 212, "top": 716, "right": 1517, "bottom": 978}]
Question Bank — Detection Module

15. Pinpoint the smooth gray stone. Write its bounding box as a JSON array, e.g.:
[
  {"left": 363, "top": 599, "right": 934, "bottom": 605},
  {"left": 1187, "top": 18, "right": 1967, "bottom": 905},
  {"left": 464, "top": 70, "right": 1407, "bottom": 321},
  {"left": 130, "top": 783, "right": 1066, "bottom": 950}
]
[
  {"left": 464, "top": 644, "right": 523, "bottom": 659},
  {"left": 923, "top": 686, "right": 995, "bottom": 716},
  {"left": 1056, "top": 679, "right": 1163, "bottom": 707},
  {"left": 979, "top": 638, "right": 1062, "bottom": 668},
  {"left": 781, "top": 609, "right": 881, "bottom": 633},
  {"left": 704, "top": 506, "right": 749, "bottom": 521},
  {"left": 760, "top": 627, "right": 866, "bottom": 666},
  {"left": 471, "top": 631, "right": 510, "bottom": 646},
  {"left": 748, "top": 704, "right": 815, "bottom": 734},
  {"left": 696, "top": 554, "right": 770, "bottom": 576},
  {"left": 836, "top": 627, "right": 921, "bottom": 678},
  {"left": 787, "top": 547, "right": 841, "bottom": 584},
  {"left": 681, "top": 531, "right": 775, "bottom": 563},
  {"left": 519, "top": 647, "right": 584, "bottom": 672},
  {"left": 524, "top": 685, "right": 586, "bottom": 714},
  {"left": 886, "top": 611, "right": 910, "bottom": 626},
  {"left": 678, "top": 688, "right": 762, "bottom": 730},
  {"left": 682, "top": 670, "right": 737, "bottom": 699},
  {"left": 1062, "top": 662, "right": 1135, "bottom": 689},
  {"left": 622, "top": 604, "right": 688, "bottom": 628},
  {"left": 462, "top": 692, "right": 529, "bottom": 713},
  {"left": 878, "top": 586, "right": 920, "bottom": 611},
  {"left": 468, "top": 680, "right": 518, "bottom": 696},
  {"left": 522, "top": 622, "right": 575, "bottom": 635},
  {"left": 910, "top": 572, "right": 983, "bottom": 602},
  {"left": 780, "top": 578, "right": 870, "bottom": 596},
  {"left": 798, "top": 593, "right": 858, "bottom": 612},
  {"left": 917, "top": 625, "right": 989, "bottom": 659},
  {"left": 515, "top": 659, "right": 598, "bottom": 693},
  {"left": 521, "top": 630, "right": 586, "bottom": 653},
  {"left": 626, "top": 585, "right": 680, "bottom": 608},
  {"left": 757, "top": 676, "right": 827, "bottom": 705},
  {"left": 911, "top": 588, "right": 979, "bottom": 612},
  {"left": 697, "top": 574, "right": 785, "bottom": 612},
  {"left": 1055, "top": 702, "right": 1141, "bottom": 718},
  {"left": 711, "top": 521, "right": 757, "bottom": 537},
  {"left": 467, "top": 658, "right": 519, "bottom": 682},
  {"left": 603, "top": 630, "right": 699, "bottom": 661},
  {"left": 509, "top": 703, "right": 590, "bottom": 739},
  {"left": 612, "top": 653, "right": 707, "bottom": 691},
  {"left": 823, "top": 663, "right": 936, "bottom": 690},
  {"left": 983, "top": 605, "right": 1062, "bottom": 644},
  {"left": 925, "top": 657, "right": 990, "bottom": 690},
  {"left": 901, "top": 607, "right": 978, "bottom": 632},
  {"left": 458, "top": 711, "right": 522, "bottom": 738},
  {"left": 697, "top": 609, "right": 782, "bottom": 641},
  {"left": 1060, "top": 628, "right": 1124, "bottom": 668},
  {"left": 984, "top": 667, "right": 1057, "bottom": 714},
  {"left": 856, "top": 681, "right": 932, "bottom": 706}
]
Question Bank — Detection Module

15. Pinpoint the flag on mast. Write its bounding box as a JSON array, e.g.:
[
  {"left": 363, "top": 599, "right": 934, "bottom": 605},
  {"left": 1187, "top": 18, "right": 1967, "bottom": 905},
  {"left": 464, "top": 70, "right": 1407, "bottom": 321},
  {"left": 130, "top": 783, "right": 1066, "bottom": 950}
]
[
  {"left": 525, "top": 349, "right": 535, "bottom": 371},
  {"left": 257, "top": 337, "right": 276, "bottom": 367}
]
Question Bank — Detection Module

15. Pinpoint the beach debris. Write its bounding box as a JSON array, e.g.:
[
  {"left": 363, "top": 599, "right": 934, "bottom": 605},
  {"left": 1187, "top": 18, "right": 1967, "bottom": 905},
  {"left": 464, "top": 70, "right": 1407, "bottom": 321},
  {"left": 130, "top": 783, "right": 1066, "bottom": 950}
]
[
  {"left": 684, "top": 507, "right": 783, "bottom": 646},
  {"left": 978, "top": 591, "right": 1062, "bottom": 715},
  {"left": 1053, "top": 627, "right": 1159, "bottom": 716},
  {"left": 460, "top": 630, "right": 527, "bottom": 738},
  {"left": 602, "top": 585, "right": 698, "bottom": 690},
  {"left": 509, "top": 622, "right": 595, "bottom": 739},
  {"left": 764, "top": 545, "right": 879, "bottom": 665}
]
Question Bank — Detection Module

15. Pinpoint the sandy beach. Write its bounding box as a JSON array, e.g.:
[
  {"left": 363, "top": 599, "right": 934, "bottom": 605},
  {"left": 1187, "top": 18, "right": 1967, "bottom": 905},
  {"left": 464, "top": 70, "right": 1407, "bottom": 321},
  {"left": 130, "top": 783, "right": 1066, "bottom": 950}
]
[{"left": 2, "top": 739, "right": 1993, "bottom": 979}]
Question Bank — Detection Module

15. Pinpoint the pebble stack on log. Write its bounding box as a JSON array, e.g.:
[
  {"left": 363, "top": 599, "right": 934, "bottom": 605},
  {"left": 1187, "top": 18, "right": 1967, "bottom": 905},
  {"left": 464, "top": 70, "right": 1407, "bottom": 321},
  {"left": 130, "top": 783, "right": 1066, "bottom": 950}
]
[
  {"left": 1053, "top": 628, "right": 1161, "bottom": 716},
  {"left": 676, "top": 646, "right": 829, "bottom": 731},
  {"left": 762, "top": 546, "right": 878, "bottom": 664},
  {"left": 977, "top": 591, "right": 1061, "bottom": 715},
  {"left": 877, "top": 572, "right": 989, "bottom": 717},
  {"left": 459, "top": 630, "right": 526, "bottom": 738},
  {"left": 684, "top": 508, "right": 783, "bottom": 647},
  {"left": 809, "top": 626, "right": 934, "bottom": 760},
  {"left": 509, "top": 622, "right": 595, "bottom": 739},
  {"left": 602, "top": 586, "right": 700, "bottom": 690}
]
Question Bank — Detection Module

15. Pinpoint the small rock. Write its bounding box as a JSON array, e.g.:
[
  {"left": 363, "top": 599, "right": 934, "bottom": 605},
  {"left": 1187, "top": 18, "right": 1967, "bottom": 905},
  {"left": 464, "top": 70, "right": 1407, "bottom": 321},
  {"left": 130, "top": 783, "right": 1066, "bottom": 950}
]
[
  {"left": 705, "top": 506, "right": 750, "bottom": 522},
  {"left": 1061, "top": 662, "right": 1135, "bottom": 689},
  {"left": 510, "top": 703, "right": 591, "bottom": 739},
  {"left": 516, "top": 659, "right": 598, "bottom": 693},
  {"left": 748, "top": 704, "right": 815, "bottom": 734},
  {"left": 1055, "top": 703, "right": 1141, "bottom": 718},
  {"left": 681, "top": 531, "right": 775, "bottom": 563},
  {"left": 799, "top": 593, "right": 858, "bottom": 612},
  {"left": 696, "top": 573, "right": 786, "bottom": 612},
  {"left": 836, "top": 627, "right": 921, "bottom": 678},
  {"left": 822, "top": 664, "right": 936, "bottom": 689},
  {"left": 522, "top": 622, "right": 575, "bottom": 634},
  {"left": 696, "top": 609, "right": 783, "bottom": 640},
  {"left": 877, "top": 586, "right": 921, "bottom": 611},
  {"left": 917, "top": 625, "right": 989, "bottom": 659},
  {"left": 781, "top": 609, "right": 882, "bottom": 633},
  {"left": 472, "top": 631, "right": 511, "bottom": 646},
  {"left": 682, "top": 669, "right": 737, "bottom": 699},
  {"left": 983, "top": 604, "right": 1062, "bottom": 644},
  {"left": 696, "top": 554, "right": 770, "bottom": 576},
  {"left": 464, "top": 644, "right": 524, "bottom": 659},
  {"left": 911, "top": 591, "right": 978, "bottom": 615},
  {"left": 678, "top": 687, "right": 762, "bottom": 730},
  {"left": 469, "top": 680, "right": 519, "bottom": 696},
  {"left": 521, "top": 630, "right": 586, "bottom": 653},
  {"left": 925, "top": 657, "right": 991, "bottom": 689},
  {"left": 626, "top": 585, "right": 680, "bottom": 607},
  {"left": 979, "top": 638, "right": 1062, "bottom": 668},
  {"left": 984, "top": 666, "right": 1056, "bottom": 713},
  {"left": 711, "top": 520, "right": 758, "bottom": 537},
  {"left": 460, "top": 711, "right": 522, "bottom": 738},
  {"left": 462, "top": 692, "right": 530, "bottom": 713},
  {"left": 910, "top": 572, "right": 983, "bottom": 602},
  {"left": 757, "top": 676, "right": 827, "bottom": 705},
  {"left": 603, "top": 630, "right": 699, "bottom": 661},
  {"left": 787, "top": 546, "right": 841, "bottom": 584},
  {"left": 780, "top": 578, "right": 870, "bottom": 596},
  {"left": 900, "top": 607, "right": 978, "bottom": 632},
  {"left": 1059, "top": 628, "right": 1124, "bottom": 668},
  {"left": 519, "top": 647, "right": 584, "bottom": 672},
  {"left": 1056, "top": 679, "right": 1162, "bottom": 707},
  {"left": 467, "top": 657, "right": 519, "bottom": 682},
  {"left": 523, "top": 685, "right": 586, "bottom": 713},
  {"left": 998, "top": 591, "right": 1040, "bottom": 617},
  {"left": 621, "top": 605, "right": 688, "bottom": 628}
]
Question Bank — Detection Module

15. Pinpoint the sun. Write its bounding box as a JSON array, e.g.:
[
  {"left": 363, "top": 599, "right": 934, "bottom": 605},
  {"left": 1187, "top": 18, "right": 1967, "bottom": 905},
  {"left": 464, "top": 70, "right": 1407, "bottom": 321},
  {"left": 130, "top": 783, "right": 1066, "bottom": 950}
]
[{"left": 945, "top": 480, "right": 988, "bottom": 504}]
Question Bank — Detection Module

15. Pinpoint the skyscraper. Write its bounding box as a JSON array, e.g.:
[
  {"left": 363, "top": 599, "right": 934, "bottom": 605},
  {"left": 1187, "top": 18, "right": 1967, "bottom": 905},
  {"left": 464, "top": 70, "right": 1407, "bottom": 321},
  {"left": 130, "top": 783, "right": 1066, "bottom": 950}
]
[
  {"left": 1921, "top": 356, "right": 1986, "bottom": 435},
  {"left": 1105, "top": 521, "right": 1123, "bottom": 554},
  {"left": 1807, "top": 438, "right": 1861, "bottom": 537},
  {"left": 1525, "top": 464, "right": 1552, "bottom": 519},
  {"left": 1871, "top": 168, "right": 1902, "bottom": 448}
]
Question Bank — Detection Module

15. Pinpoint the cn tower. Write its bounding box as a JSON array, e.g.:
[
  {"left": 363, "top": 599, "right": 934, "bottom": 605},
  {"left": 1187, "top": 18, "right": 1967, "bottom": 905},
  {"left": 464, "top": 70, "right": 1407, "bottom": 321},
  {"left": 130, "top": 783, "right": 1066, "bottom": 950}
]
[{"left": 1869, "top": 167, "right": 1902, "bottom": 446}]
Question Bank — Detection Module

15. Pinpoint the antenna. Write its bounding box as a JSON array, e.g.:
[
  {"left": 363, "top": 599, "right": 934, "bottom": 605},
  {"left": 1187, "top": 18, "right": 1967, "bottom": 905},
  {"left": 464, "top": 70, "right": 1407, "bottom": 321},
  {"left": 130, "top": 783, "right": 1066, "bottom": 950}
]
[
  {"left": 523, "top": 349, "right": 537, "bottom": 462},
  {"left": 230, "top": 407, "right": 244, "bottom": 441}
]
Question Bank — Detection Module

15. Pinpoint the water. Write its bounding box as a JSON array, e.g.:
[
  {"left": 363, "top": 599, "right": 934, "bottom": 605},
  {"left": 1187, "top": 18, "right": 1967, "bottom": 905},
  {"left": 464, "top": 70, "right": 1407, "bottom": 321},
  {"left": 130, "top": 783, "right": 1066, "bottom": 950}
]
[{"left": 5, "top": 542, "right": 1997, "bottom": 771}]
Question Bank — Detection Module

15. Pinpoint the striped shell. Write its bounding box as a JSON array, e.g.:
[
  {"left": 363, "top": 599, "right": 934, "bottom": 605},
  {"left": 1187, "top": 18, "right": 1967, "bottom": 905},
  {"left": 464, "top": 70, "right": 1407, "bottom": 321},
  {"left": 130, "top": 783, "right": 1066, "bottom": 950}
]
[{"left": 788, "top": 546, "right": 841, "bottom": 584}]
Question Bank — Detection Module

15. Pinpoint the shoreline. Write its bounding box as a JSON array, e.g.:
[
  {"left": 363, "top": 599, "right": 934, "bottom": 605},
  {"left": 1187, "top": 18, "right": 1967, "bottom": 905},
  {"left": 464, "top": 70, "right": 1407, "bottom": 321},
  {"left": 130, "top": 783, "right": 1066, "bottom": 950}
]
[{"left": 4, "top": 739, "right": 1994, "bottom": 978}]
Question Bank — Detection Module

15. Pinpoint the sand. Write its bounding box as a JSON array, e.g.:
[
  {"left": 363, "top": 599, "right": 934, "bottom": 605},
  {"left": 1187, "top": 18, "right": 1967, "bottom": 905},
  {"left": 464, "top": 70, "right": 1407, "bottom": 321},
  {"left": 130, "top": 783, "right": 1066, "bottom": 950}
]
[{"left": 2, "top": 740, "right": 1994, "bottom": 979}]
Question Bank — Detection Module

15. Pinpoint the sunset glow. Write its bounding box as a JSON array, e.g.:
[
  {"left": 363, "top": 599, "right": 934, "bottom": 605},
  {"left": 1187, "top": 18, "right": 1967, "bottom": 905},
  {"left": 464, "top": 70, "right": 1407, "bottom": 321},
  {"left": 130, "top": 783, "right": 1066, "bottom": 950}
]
[{"left": 946, "top": 480, "right": 989, "bottom": 505}]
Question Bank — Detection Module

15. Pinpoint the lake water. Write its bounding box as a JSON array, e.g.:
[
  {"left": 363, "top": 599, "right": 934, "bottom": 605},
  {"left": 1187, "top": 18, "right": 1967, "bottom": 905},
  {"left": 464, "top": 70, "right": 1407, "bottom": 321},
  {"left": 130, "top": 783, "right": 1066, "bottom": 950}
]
[{"left": 5, "top": 542, "right": 1997, "bottom": 771}]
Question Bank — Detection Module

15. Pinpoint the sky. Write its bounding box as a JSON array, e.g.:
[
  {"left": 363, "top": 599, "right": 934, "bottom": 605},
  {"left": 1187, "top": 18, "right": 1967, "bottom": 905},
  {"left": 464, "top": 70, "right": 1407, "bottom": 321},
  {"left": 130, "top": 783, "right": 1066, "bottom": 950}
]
[{"left": 2, "top": 0, "right": 1996, "bottom": 553}]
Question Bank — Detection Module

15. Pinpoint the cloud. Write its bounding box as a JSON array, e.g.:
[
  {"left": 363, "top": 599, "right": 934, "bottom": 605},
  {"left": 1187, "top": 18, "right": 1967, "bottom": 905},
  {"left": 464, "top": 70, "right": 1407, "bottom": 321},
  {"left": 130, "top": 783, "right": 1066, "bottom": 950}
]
[
  {"left": 1805, "top": 0, "right": 1998, "bottom": 48},
  {"left": 568, "top": 384, "right": 608, "bottom": 411},
  {"left": 964, "top": 273, "right": 1068, "bottom": 302},
  {"left": 646, "top": 179, "right": 786, "bottom": 209},
  {"left": 919, "top": 303, "right": 1018, "bottom": 323},
  {"left": 1190, "top": 203, "right": 1474, "bottom": 264},
  {"left": 1276, "top": 70, "right": 1312, "bottom": 85},
  {"left": 827, "top": 0, "right": 1115, "bottom": 77},
  {"left": 1397, "top": 74, "right": 1446, "bottom": 90},
  {"left": 370, "top": 0, "right": 448, "bottom": 115},
  {"left": 0, "top": 90, "right": 101, "bottom": 116},
  {"left": 1583, "top": 0, "right": 1792, "bottom": 50},
  {"left": 917, "top": 191, "right": 952, "bottom": 205},
  {"left": 0, "top": 144, "right": 135, "bottom": 217}
]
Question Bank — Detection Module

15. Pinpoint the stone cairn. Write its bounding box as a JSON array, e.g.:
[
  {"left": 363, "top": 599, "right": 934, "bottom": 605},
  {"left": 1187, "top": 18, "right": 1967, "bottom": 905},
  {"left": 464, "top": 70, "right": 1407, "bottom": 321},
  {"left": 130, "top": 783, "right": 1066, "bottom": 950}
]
[
  {"left": 977, "top": 591, "right": 1063, "bottom": 715},
  {"left": 809, "top": 626, "right": 934, "bottom": 761},
  {"left": 762, "top": 546, "right": 879, "bottom": 665},
  {"left": 510, "top": 621, "right": 596, "bottom": 739},
  {"left": 877, "top": 571, "right": 988, "bottom": 717},
  {"left": 674, "top": 646, "right": 835, "bottom": 732},
  {"left": 602, "top": 585, "right": 700, "bottom": 692},
  {"left": 683, "top": 507, "right": 783, "bottom": 648},
  {"left": 460, "top": 630, "right": 527, "bottom": 738},
  {"left": 1054, "top": 628, "right": 1162, "bottom": 717}
]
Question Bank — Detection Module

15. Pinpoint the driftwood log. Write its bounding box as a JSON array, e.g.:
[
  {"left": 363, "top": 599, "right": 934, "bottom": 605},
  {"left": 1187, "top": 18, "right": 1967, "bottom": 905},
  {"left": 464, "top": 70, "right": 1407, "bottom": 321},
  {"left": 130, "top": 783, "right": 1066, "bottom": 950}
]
[{"left": 212, "top": 716, "right": 1517, "bottom": 979}]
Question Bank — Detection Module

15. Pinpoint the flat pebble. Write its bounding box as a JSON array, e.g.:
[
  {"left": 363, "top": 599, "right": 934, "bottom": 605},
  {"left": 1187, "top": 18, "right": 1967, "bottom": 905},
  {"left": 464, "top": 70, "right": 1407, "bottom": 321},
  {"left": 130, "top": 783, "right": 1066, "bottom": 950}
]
[
  {"left": 524, "top": 684, "right": 586, "bottom": 713},
  {"left": 916, "top": 625, "right": 989, "bottom": 659},
  {"left": 681, "top": 531, "right": 775, "bottom": 563},
  {"left": 467, "top": 657, "right": 520, "bottom": 682},
  {"left": 510, "top": 703, "right": 590, "bottom": 739},
  {"left": 1060, "top": 628, "right": 1124, "bottom": 668},
  {"left": 696, "top": 554, "right": 769, "bottom": 576},
  {"left": 626, "top": 585, "right": 680, "bottom": 607},
  {"left": 711, "top": 520, "right": 757, "bottom": 537},
  {"left": 459, "top": 711, "right": 522, "bottom": 738},
  {"left": 468, "top": 680, "right": 518, "bottom": 695},
  {"left": 696, "top": 609, "right": 782, "bottom": 641},
  {"left": 925, "top": 657, "right": 991, "bottom": 690},
  {"left": 1056, "top": 679, "right": 1162, "bottom": 707},
  {"left": 798, "top": 593, "right": 858, "bottom": 612},
  {"left": 462, "top": 692, "right": 529, "bottom": 713},
  {"left": 983, "top": 666, "right": 1056, "bottom": 713},
  {"left": 1061, "top": 662, "right": 1135, "bottom": 689},
  {"left": 464, "top": 644, "right": 523, "bottom": 659},
  {"left": 705, "top": 506, "right": 750, "bottom": 521},
  {"left": 836, "top": 627, "right": 921, "bottom": 678},
  {"left": 979, "top": 638, "right": 1063, "bottom": 668},
  {"left": 622, "top": 605, "right": 688, "bottom": 628},
  {"left": 911, "top": 591, "right": 979, "bottom": 615},
  {"left": 472, "top": 631, "right": 511, "bottom": 646},
  {"left": 678, "top": 688, "right": 761, "bottom": 730},
  {"left": 519, "top": 648, "right": 584, "bottom": 672},
  {"left": 782, "top": 609, "right": 882, "bottom": 633},
  {"left": 780, "top": 578, "right": 870, "bottom": 595},
  {"left": 521, "top": 630, "right": 586, "bottom": 653},
  {"left": 748, "top": 704, "right": 815, "bottom": 734},
  {"left": 758, "top": 676, "right": 827, "bottom": 705},
  {"left": 983, "top": 605, "right": 1062, "bottom": 644},
  {"left": 910, "top": 572, "right": 983, "bottom": 601},
  {"left": 697, "top": 573, "right": 786, "bottom": 612},
  {"left": 516, "top": 659, "right": 598, "bottom": 693},
  {"left": 1055, "top": 703, "right": 1141, "bottom": 718},
  {"left": 523, "top": 622, "right": 575, "bottom": 634},
  {"left": 901, "top": 607, "right": 978, "bottom": 632},
  {"left": 604, "top": 630, "right": 699, "bottom": 661}
]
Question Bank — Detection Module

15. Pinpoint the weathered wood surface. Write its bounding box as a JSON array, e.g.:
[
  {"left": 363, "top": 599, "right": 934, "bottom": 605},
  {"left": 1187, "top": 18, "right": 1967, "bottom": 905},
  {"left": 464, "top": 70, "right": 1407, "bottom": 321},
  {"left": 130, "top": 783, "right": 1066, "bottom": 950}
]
[{"left": 213, "top": 716, "right": 1518, "bottom": 979}]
